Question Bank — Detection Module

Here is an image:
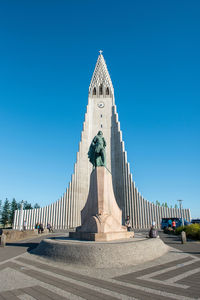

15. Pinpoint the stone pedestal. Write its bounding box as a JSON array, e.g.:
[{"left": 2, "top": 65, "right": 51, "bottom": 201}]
[{"left": 70, "top": 167, "right": 134, "bottom": 241}]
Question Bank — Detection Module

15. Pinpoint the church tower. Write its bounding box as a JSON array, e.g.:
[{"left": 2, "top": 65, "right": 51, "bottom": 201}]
[
  {"left": 69, "top": 51, "right": 132, "bottom": 224},
  {"left": 13, "top": 52, "right": 191, "bottom": 230}
]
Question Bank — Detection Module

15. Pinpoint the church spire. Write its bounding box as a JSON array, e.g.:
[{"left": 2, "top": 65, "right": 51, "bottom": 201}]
[{"left": 89, "top": 51, "right": 114, "bottom": 97}]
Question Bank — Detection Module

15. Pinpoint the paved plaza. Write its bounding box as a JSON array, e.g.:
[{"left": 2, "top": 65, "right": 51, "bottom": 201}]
[{"left": 0, "top": 232, "right": 200, "bottom": 300}]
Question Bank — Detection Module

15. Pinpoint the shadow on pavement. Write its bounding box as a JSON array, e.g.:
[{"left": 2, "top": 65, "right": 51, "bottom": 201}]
[{"left": 5, "top": 242, "right": 39, "bottom": 252}]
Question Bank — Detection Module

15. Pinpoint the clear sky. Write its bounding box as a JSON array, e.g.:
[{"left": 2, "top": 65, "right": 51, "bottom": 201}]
[{"left": 0, "top": 0, "right": 199, "bottom": 218}]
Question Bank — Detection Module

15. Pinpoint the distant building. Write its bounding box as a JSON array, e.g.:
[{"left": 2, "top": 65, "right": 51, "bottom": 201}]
[{"left": 13, "top": 53, "right": 190, "bottom": 229}]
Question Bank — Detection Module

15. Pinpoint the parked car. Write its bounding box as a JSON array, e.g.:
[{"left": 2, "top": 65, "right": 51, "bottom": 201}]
[
  {"left": 176, "top": 218, "right": 191, "bottom": 227},
  {"left": 191, "top": 219, "right": 200, "bottom": 224},
  {"left": 161, "top": 218, "right": 191, "bottom": 229},
  {"left": 161, "top": 218, "right": 179, "bottom": 229}
]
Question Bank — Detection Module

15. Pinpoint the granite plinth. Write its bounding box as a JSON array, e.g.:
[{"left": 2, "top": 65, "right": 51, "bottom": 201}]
[
  {"left": 69, "top": 230, "right": 134, "bottom": 241},
  {"left": 78, "top": 167, "right": 129, "bottom": 239},
  {"left": 32, "top": 237, "right": 169, "bottom": 268}
]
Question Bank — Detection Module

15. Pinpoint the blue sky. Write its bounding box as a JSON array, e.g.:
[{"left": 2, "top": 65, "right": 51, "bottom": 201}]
[{"left": 0, "top": 0, "right": 199, "bottom": 218}]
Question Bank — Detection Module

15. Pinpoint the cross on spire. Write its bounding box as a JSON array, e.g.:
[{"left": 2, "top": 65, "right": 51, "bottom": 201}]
[{"left": 99, "top": 50, "right": 103, "bottom": 55}]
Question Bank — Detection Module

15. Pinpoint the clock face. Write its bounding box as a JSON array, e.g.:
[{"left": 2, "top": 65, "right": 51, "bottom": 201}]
[{"left": 97, "top": 102, "right": 105, "bottom": 108}]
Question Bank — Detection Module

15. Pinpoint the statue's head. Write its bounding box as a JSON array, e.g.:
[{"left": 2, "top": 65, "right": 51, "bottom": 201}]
[{"left": 97, "top": 131, "right": 103, "bottom": 136}]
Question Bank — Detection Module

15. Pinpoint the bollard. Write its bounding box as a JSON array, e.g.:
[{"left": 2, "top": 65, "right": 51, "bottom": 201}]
[
  {"left": 0, "top": 233, "right": 6, "bottom": 247},
  {"left": 181, "top": 231, "right": 187, "bottom": 244}
]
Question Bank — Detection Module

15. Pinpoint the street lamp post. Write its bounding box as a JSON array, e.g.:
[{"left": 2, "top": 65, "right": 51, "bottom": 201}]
[{"left": 177, "top": 200, "right": 184, "bottom": 227}]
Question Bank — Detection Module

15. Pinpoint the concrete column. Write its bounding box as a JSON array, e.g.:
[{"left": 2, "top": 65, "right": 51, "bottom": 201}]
[
  {"left": 47, "top": 205, "right": 50, "bottom": 227},
  {"left": 161, "top": 206, "right": 164, "bottom": 220},
  {"left": 157, "top": 205, "right": 160, "bottom": 226},
  {"left": 133, "top": 182, "right": 137, "bottom": 228},
  {"left": 162, "top": 206, "right": 165, "bottom": 218},
  {"left": 60, "top": 196, "right": 63, "bottom": 229},
  {"left": 167, "top": 207, "right": 170, "bottom": 218},
  {"left": 69, "top": 182, "right": 73, "bottom": 228},
  {"left": 52, "top": 202, "right": 55, "bottom": 228},
  {"left": 36, "top": 208, "right": 39, "bottom": 224},
  {"left": 13, "top": 210, "right": 17, "bottom": 229},
  {"left": 56, "top": 200, "right": 59, "bottom": 229},
  {"left": 44, "top": 206, "right": 47, "bottom": 229},
  {"left": 23, "top": 210, "right": 27, "bottom": 229},
  {"left": 145, "top": 199, "right": 149, "bottom": 228},
  {"left": 75, "top": 167, "right": 79, "bottom": 227},
  {"left": 41, "top": 208, "right": 44, "bottom": 226},
  {"left": 158, "top": 206, "right": 161, "bottom": 227},
  {"left": 32, "top": 209, "right": 35, "bottom": 229},
  {"left": 130, "top": 178, "right": 134, "bottom": 228},
  {"left": 169, "top": 207, "right": 172, "bottom": 218},
  {"left": 19, "top": 201, "right": 24, "bottom": 230},
  {"left": 136, "top": 188, "right": 140, "bottom": 229},
  {"left": 50, "top": 204, "right": 53, "bottom": 227},
  {"left": 57, "top": 198, "right": 61, "bottom": 229},
  {"left": 70, "top": 175, "right": 74, "bottom": 228},
  {"left": 27, "top": 210, "right": 30, "bottom": 229},
  {"left": 136, "top": 190, "right": 139, "bottom": 229},
  {"left": 148, "top": 202, "right": 151, "bottom": 227},
  {"left": 35, "top": 208, "right": 38, "bottom": 225},
  {"left": 66, "top": 188, "right": 69, "bottom": 228},
  {"left": 140, "top": 196, "right": 144, "bottom": 228},
  {"left": 144, "top": 198, "right": 147, "bottom": 228},
  {"left": 183, "top": 209, "right": 186, "bottom": 221},
  {"left": 188, "top": 209, "right": 191, "bottom": 221},
  {"left": 54, "top": 201, "right": 57, "bottom": 229},
  {"left": 151, "top": 203, "right": 155, "bottom": 225},
  {"left": 29, "top": 209, "right": 32, "bottom": 229},
  {"left": 138, "top": 192, "right": 142, "bottom": 229},
  {"left": 63, "top": 192, "right": 66, "bottom": 229}
]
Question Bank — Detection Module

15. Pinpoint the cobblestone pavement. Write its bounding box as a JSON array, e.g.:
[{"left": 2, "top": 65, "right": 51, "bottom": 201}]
[{"left": 0, "top": 232, "right": 200, "bottom": 300}]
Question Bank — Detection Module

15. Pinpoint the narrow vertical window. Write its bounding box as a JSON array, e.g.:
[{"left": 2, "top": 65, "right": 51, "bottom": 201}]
[
  {"left": 93, "top": 87, "right": 96, "bottom": 95},
  {"left": 99, "top": 84, "right": 103, "bottom": 95},
  {"left": 106, "top": 87, "right": 109, "bottom": 95}
]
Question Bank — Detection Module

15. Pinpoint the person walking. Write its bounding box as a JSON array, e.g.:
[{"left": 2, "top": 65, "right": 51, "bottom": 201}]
[{"left": 172, "top": 220, "right": 176, "bottom": 230}]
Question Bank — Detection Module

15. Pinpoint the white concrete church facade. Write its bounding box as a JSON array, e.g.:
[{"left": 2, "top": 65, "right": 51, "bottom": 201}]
[{"left": 13, "top": 53, "right": 190, "bottom": 230}]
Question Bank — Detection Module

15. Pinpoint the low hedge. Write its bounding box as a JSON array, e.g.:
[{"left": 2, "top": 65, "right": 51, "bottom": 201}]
[{"left": 175, "top": 224, "right": 200, "bottom": 240}]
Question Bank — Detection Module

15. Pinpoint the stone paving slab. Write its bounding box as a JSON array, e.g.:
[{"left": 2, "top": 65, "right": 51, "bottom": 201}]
[
  {"left": 159, "top": 231, "right": 200, "bottom": 258},
  {"left": 0, "top": 233, "right": 65, "bottom": 263},
  {"left": 0, "top": 232, "right": 200, "bottom": 299}
]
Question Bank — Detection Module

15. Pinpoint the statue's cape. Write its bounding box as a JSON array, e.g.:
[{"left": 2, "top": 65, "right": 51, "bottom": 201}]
[{"left": 88, "top": 143, "right": 95, "bottom": 164}]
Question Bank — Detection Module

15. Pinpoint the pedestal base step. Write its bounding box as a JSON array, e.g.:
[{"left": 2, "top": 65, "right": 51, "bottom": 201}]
[
  {"left": 69, "top": 231, "right": 134, "bottom": 241},
  {"left": 33, "top": 236, "right": 169, "bottom": 267}
]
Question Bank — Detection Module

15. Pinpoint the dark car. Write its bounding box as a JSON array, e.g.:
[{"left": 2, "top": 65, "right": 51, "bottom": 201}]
[
  {"left": 161, "top": 218, "right": 179, "bottom": 229},
  {"left": 176, "top": 218, "right": 191, "bottom": 227},
  {"left": 161, "top": 217, "right": 191, "bottom": 229},
  {"left": 191, "top": 219, "right": 200, "bottom": 224}
]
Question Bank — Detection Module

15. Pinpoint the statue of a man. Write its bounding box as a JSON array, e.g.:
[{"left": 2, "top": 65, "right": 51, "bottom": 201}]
[{"left": 88, "top": 131, "right": 106, "bottom": 167}]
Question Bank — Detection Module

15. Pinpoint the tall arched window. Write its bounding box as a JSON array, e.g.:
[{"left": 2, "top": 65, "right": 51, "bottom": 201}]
[
  {"left": 99, "top": 84, "right": 103, "bottom": 95},
  {"left": 106, "top": 87, "right": 109, "bottom": 95},
  {"left": 93, "top": 87, "right": 96, "bottom": 95}
]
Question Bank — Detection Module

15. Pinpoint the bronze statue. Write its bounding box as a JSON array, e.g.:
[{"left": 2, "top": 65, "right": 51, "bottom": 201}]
[{"left": 88, "top": 131, "right": 106, "bottom": 167}]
